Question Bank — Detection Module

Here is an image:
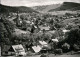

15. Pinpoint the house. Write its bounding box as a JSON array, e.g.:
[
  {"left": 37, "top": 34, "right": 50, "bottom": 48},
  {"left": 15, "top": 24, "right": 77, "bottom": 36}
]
[
  {"left": 52, "top": 39, "right": 59, "bottom": 43},
  {"left": 1, "top": 45, "right": 11, "bottom": 56},
  {"left": 2, "top": 44, "right": 26, "bottom": 56},
  {"left": 26, "top": 21, "right": 31, "bottom": 24},
  {"left": 32, "top": 45, "right": 42, "bottom": 53},
  {"left": 62, "top": 30, "right": 70, "bottom": 34},
  {"left": 13, "top": 29, "right": 28, "bottom": 35},
  {"left": 39, "top": 26, "right": 50, "bottom": 31},
  {"left": 39, "top": 41, "right": 51, "bottom": 53},
  {"left": 11, "top": 44, "right": 26, "bottom": 56},
  {"left": 49, "top": 30, "right": 55, "bottom": 34},
  {"left": 49, "top": 39, "right": 59, "bottom": 49},
  {"left": 39, "top": 41, "right": 47, "bottom": 47}
]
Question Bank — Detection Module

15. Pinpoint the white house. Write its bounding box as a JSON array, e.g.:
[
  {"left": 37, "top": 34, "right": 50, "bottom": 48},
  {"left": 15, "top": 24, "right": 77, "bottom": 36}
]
[
  {"left": 39, "top": 41, "right": 49, "bottom": 49},
  {"left": 62, "top": 30, "right": 70, "bottom": 34},
  {"left": 39, "top": 26, "right": 50, "bottom": 31},
  {"left": 32, "top": 45, "right": 42, "bottom": 53},
  {"left": 39, "top": 41, "right": 51, "bottom": 53},
  {"left": 52, "top": 39, "right": 59, "bottom": 42},
  {"left": 13, "top": 29, "right": 29, "bottom": 35},
  {"left": 12, "top": 44, "right": 26, "bottom": 56},
  {"left": 39, "top": 41, "right": 48, "bottom": 46},
  {"left": 49, "top": 30, "right": 55, "bottom": 34}
]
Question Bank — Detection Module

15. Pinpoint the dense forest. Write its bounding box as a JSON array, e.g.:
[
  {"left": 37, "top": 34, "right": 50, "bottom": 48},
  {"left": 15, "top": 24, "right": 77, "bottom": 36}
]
[{"left": 0, "top": 17, "right": 15, "bottom": 45}]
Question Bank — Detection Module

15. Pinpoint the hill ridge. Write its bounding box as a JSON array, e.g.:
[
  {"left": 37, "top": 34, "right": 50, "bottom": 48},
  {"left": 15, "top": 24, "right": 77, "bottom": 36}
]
[
  {"left": 0, "top": 4, "right": 38, "bottom": 13},
  {"left": 32, "top": 4, "right": 61, "bottom": 12},
  {"left": 49, "top": 2, "right": 80, "bottom": 12}
]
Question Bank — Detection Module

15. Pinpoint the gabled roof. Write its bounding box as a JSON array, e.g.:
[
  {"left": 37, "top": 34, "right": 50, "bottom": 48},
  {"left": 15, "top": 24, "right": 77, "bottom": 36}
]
[
  {"left": 48, "top": 30, "right": 55, "bottom": 34},
  {"left": 26, "top": 21, "right": 31, "bottom": 24},
  {"left": 32, "top": 45, "right": 42, "bottom": 53},
  {"left": 39, "top": 41, "right": 47, "bottom": 45},
  {"left": 62, "top": 30, "right": 70, "bottom": 33},
  {"left": 15, "top": 29, "right": 27, "bottom": 34},
  {"left": 39, "top": 26, "right": 50, "bottom": 30},
  {"left": 39, "top": 41, "right": 51, "bottom": 50},
  {"left": 2, "top": 45, "right": 11, "bottom": 52},
  {"left": 12, "top": 44, "right": 25, "bottom": 52},
  {"left": 13, "top": 29, "right": 29, "bottom": 35},
  {"left": 52, "top": 39, "right": 59, "bottom": 42}
]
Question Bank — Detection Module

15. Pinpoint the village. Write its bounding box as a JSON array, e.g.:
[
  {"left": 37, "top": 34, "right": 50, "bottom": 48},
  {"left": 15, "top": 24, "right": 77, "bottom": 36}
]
[
  {"left": 1, "top": 0, "right": 80, "bottom": 57},
  {"left": 0, "top": 10, "right": 80, "bottom": 57}
]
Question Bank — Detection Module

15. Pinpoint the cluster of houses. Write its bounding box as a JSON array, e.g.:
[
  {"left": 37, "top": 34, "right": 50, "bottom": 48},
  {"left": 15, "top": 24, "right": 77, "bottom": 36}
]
[
  {"left": 1, "top": 28, "right": 70, "bottom": 56},
  {"left": 2, "top": 39, "right": 60, "bottom": 56},
  {"left": 2, "top": 11, "right": 79, "bottom": 56},
  {"left": 2, "top": 44, "right": 26, "bottom": 56}
]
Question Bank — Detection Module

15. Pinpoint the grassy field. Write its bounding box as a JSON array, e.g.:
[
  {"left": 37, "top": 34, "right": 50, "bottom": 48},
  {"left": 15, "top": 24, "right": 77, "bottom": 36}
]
[
  {"left": 62, "top": 17, "right": 80, "bottom": 25},
  {"left": 48, "top": 11, "right": 78, "bottom": 15}
]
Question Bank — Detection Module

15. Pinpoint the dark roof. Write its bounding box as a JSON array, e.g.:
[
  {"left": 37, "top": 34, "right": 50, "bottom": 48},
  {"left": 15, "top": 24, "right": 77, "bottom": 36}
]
[{"left": 2, "top": 45, "right": 11, "bottom": 52}]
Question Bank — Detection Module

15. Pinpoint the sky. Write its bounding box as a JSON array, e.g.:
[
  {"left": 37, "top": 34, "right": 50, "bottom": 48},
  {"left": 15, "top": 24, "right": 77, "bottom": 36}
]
[{"left": 1, "top": 0, "right": 80, "bottom": 7}]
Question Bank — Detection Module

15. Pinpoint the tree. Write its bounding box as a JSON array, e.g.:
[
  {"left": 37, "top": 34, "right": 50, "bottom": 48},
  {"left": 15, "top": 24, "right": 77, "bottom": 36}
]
[
  {"left": 0, "top": 22, "right": 8, "bottom": 44},
  {"left": 66, "top": 28, "right": 80, "bottom": 45},
  {"left": 0, "top": 17, "right": 15, "bottom": 45},
  {"left": 58, "top": 28, "right": 80, "bottom": 51},
  {"left": 54, "top": 23, "right": 62, "bottom": 28},
  {"left": 62, "top": 43, "right": 70, "bottom": 52}
]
